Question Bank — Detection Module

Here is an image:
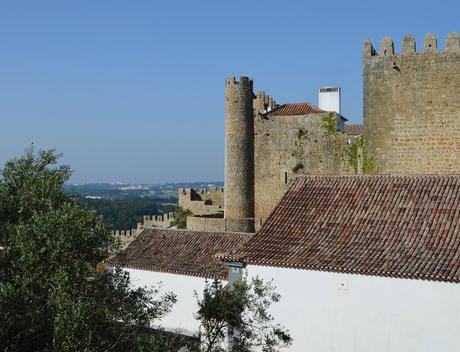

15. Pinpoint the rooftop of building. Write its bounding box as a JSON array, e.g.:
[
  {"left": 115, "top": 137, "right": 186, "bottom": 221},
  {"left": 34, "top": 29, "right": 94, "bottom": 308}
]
[
  {"left": 107, "top": 228, "right": 252, "bottom": 280},
  {"left": 218, "top": 175, "right": 460, "bottom": 283},
  {"left": 344, "top": 123, "right": 364, "bottom": 135},
  {"left": 263, "top": 102, "right": 326, "bottom": 117},
  {"left": 263, "top": 102, "right": 348, "bottom": 121}
]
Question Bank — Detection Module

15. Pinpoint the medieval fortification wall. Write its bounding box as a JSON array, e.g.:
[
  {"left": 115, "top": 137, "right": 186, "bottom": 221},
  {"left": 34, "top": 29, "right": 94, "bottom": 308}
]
[
  {"left": 178, "top": 187, "right": 224, "bottom": 215},
  {"left": 363, "top": 32, "right": 460, "bottom": 174},
  {"left": 254, "top": 113, "right": 349, "bottom": 219}
]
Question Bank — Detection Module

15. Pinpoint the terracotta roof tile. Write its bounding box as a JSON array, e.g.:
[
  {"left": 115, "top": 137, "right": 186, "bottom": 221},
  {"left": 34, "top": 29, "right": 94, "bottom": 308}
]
[
  {"left": 107, "top": 229, "right": 252, "bottom": 280},
  {"left": 227, "top": 175, "right": 460, "bottom": 283},
  {"left": 344, "top": 124, "right": 364, "bottom": 135},
  {"left": 264, "top": 103, "right": 326, "bottom": 117}
]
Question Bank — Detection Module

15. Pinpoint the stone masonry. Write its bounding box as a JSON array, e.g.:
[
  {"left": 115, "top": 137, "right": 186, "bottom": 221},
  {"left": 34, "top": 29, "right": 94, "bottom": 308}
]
[
  {"left": 363, "top": 32, "right": 460, "bottom": 174},
  {"left": 254, "top": 111, "right": 348, "bottom": 219},
  {"left": 224, "top": 77, "right": 255, "bottom": 233},
  {"left": 178, "top": 187, "right": 224, "bottom": 215}
]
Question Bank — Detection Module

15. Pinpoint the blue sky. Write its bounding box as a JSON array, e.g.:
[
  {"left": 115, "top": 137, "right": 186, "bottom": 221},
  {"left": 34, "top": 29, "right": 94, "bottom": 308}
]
[{"left": 0, "top": 0, "right": 458, "bottom": 183}]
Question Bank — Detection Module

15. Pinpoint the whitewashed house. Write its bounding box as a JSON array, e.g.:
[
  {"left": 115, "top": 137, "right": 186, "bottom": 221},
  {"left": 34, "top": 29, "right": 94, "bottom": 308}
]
[
  {"left": 110, "top": 175, "right": 460, "bottom": 352},
  {"left": 107, "top": 229, "right": 252, "bottom": 336}
]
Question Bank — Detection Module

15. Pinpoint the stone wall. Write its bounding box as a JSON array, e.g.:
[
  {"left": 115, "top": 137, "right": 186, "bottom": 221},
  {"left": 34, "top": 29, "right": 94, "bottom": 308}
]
[
  {"left": 254, "top": 113, "right": 349, "bottom": 219},
  {"left": 363, "top": 32, "right": 460, "bottom": 174},
  {"left": 178, "top": 187, "right": 224, "bottom": 215}
]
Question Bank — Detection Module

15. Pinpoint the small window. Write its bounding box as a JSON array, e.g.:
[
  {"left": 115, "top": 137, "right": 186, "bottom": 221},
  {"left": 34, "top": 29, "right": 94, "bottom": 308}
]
[{"left": 284, "top": 172, "right": 288, "bottom": 184}]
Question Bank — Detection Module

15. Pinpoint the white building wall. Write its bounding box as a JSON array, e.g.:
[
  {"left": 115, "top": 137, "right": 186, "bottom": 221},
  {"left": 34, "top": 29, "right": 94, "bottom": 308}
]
[
  {"left": 126, "top": 268, "right": 210, "bottom": 336},
  {"left": 319, "top": 87, "right": 341, "bottom": 114},
  {"left": 247, "top": 265, "right": 460, "bottom": 352}
]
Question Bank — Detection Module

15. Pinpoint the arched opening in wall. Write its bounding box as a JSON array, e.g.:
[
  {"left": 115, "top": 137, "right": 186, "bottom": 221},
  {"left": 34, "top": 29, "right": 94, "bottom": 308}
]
[{"left": 384, "top": 50, "right": 387, "bottom": 56}]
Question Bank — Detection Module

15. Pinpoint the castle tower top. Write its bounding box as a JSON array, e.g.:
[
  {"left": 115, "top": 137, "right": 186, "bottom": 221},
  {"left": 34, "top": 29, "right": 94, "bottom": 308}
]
[
  {"left": 225, "top": 76, "right": 253, "bottom": 87},
  {"left": 364, "top": 32, "right": 460, "bottom": 57}
]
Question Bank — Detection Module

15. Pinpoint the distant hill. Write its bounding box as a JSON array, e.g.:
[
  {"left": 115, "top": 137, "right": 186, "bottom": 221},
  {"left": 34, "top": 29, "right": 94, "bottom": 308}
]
[
  {"left": 66, "top": 182, "right": 224, "bottom": 230},
  {"left": 65, "top": 181, "right": 224, "bottom": 200}
]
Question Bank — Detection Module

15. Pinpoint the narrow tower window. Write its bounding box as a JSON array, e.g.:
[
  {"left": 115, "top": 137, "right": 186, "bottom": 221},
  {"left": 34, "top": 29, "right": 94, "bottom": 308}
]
[{"left": 284, "top": 172, "right": 288, "bottom": 184}]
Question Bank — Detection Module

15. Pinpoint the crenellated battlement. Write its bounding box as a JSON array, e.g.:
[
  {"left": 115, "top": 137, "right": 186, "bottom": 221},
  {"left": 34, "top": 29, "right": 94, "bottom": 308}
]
[
  {"left": 112, "top": 229, "right": 138, "bottom": 238},
  {"left": 143, "top": 211, "right": 175, "bottom": 224},
  {"left": 253, "top": 91, "right": 277, "bottom": 114},
  {"left": 178, "top": 186, "right": 224, "bottom": 196},
  {"left": 363, "top": 32, "right": 460, "bottom": 57},
  {"left": 225, "top": 76, "right": 253, "bottom": 87},
  {"left": 111, "top": 228, "right": 140, "bottom": 250}
]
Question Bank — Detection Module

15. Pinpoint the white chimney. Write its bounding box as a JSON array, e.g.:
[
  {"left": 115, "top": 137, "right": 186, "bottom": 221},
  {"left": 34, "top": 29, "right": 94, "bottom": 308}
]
[{"left": 319, "top": 87, "right": 341, "bottom": 114}]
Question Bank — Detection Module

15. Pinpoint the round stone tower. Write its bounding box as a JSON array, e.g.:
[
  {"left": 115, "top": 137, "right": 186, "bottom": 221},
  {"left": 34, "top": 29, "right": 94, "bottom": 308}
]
[{"left": 224, "top": 76, "right": 255, "bottom": 233}]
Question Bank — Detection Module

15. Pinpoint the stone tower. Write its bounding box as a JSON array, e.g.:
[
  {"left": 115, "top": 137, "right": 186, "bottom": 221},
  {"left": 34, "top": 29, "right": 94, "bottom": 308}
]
[
  {"left": 224, "top": 76, "right": 255, "bottom": 233},
  {"left": 363, "top": 32, "right": 460, "bottom": 174}
]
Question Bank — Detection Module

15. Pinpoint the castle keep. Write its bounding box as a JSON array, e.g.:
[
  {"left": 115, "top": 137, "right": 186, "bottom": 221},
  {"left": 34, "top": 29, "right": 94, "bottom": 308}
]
[{"left": 364, "top": 32, "right": 460, "bottom": 173}]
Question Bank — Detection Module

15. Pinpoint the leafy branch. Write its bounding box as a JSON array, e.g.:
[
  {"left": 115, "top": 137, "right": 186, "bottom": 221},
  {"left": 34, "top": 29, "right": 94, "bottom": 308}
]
[{"left": 195, "top": 277, "right": 292, "bottom": 352}]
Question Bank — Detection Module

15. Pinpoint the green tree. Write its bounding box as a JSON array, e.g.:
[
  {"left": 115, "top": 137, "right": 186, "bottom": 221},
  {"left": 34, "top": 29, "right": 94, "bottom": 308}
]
[
  {"left": 77, "top": 196, "right": 175, "bottom": 230},
  {"left": 321, "top": 112, "right": 338, "bottom": 135},
  {"left": 346, "top": 136, "right": 377, "bottom": 174},
  {"left": 170, "top": 206, "right": 192, "bottom": 229},
  {"left": 0, "top": 147, "right": 176, "bottom": 351},
  {"left": 195, "top": 277, "right": 292, "bottom": 352}
]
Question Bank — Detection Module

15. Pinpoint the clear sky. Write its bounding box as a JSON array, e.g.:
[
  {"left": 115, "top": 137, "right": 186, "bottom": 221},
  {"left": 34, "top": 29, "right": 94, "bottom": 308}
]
[{"left": 0, "top": 0, "right": 458, "bottom": 183}]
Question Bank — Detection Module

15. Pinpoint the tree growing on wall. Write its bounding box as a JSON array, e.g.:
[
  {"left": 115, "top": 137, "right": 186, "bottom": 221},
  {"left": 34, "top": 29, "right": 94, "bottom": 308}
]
[
  {"left": 195, "top": 277, "right": 292, "bottom": 352},
  {"left": 321, "top": 112, "right": 338, "bottom": 135},
  {"left": 346, "top": 136, "right": 377, "bottom": 174},
  {"left": 170, "top": 206, "right": 193, "bottom": 229},
  {"left": 0, "top": 147, "right": 176, "bottom": 351}
]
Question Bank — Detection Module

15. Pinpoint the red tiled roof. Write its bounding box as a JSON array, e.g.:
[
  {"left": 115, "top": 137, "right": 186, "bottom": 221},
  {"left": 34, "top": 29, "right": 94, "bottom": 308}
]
[
  {"left": 345, "top": 124, "right": 364, "bottom": 135},
  {"left": 264, "top": 103, "right": 326, "bottom": 117},
  {"left": 223, "top": 175, "right": 460, "bottom": 283},
  {"left": 107, "top": 229, "right": 252, "bottom": 280}
]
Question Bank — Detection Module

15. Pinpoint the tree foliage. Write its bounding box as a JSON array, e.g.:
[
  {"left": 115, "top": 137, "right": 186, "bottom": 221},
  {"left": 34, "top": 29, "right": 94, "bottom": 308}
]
[
  {"left": 195, "top": 277, "right": 292, "bottom": 352},
  {"left": 78, "top": 196, "right": 175, "bottom": 230},
  {"left": 0, "top": 147, "right": 176, "bottom": 351},
  {"left": 321, "top": 112, "right": 338, "bottom": 135},
  {"left": 170, "top": 206, "right": 192, "bottom": 229},
  {"left": 346, "top": 136, "right": 377, "bottom": 174}
]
